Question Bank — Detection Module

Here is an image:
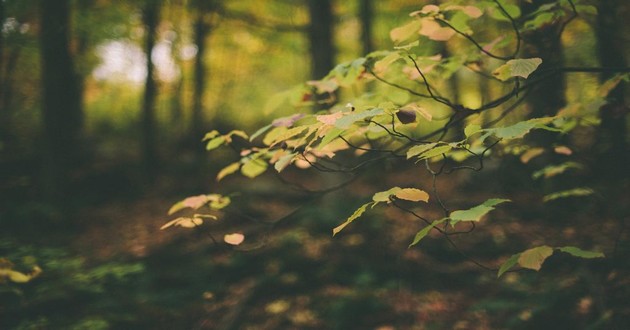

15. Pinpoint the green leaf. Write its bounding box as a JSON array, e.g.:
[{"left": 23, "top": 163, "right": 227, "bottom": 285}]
[
  {"left": 407, "top": 143, "right": 438, "bottom": 159},
  {"left": 464, "top": 123, "right": 482, "bottom": 138},
  {"left": 374, "top": 52, "right": 401, "bottom": 72},
  {"left": 492, "top": 58, "right": 542, "bottom": 81},
  {"left": 532, "top": 162, "right": 583, "bottom": 179},
  {"left": 241, "top": 158, "right": 268, "bottom": 178},
  {"left": 319, "top": 127, "right": 344, "bottom": 148},
  {"left": 250, "top": 124, "right": 273, "bottom": 142},
  {"left": 274, "top": 152, "right": 296, "bottom": 173},
  {"left": 415, "top": 144, "right": 453, "bottom": 161},
  {"left": 205, "top": 136, "right": 226, "bottom": 151},
  {"left": 409, "top": 218, "right": 447, "bottom": 247},
  {"left": 543, "top": 188, "right": 594, "bottom": 202},
  {"left": 557, "top": 246, "right": 604, "bottom": 259},
  {"left": 497, "top": 253, "right": 520, "bottom": 278},
  {"left": 481, "top": 117, "right": 557, "bottom": 142},
  {"left": 202, "top": 130, "right": 220, "bottom": 141},
  {"left": 518, "top": 245, "right": 554, "bottom": 271},
  {"left": 208, "top": 194, "right": 231, "bottom": 209},
  {"left": 373, "top": 187, "right": 402, "bottom": 203},
  {"left": 217, "top": 162, "right": 241, "bottom": 181},
  {"left": 333, "top": 202, "right": 374, "bottom": 236},
  {"left": 334, "top": 108, "right": 384, "bottom": 129},
  {"left": 449, "top": 198, "right": 510, "bottom": 226}
]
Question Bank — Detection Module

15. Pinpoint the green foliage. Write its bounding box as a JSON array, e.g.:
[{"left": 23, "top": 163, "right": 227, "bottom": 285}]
[{"left": 164, "top": 0, "right": 620, "bottom": 280}]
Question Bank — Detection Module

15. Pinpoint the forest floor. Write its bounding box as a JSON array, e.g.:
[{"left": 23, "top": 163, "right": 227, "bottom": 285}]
[{"left": 1, "top": 155, "right": 629, "bottom": 330}]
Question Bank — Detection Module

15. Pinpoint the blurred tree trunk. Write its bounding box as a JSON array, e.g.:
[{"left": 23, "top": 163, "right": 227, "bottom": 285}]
[
  {"left": 521, "top": 1, "right": 566, "bottom": 120},
  {"left": 307, "top": 0, "right": 335, "bottom": 80},
  {"left": 141, "top": 0, "right": 160, "bottom": 178},
  {"left": 39, "top": 0, "right": 83, "bottom": 204},
  {"left": 192, "top": 6, "right": 211, "bottom": 144},
  {"left": 358, "top": 0, "right": 373, "bottom": 55},
  {"left": 595, "top": 0, "right": 628, "bottom": 175}
]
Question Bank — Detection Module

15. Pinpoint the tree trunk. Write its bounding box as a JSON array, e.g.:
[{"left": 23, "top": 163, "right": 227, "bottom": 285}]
[
  {"left": 307, "top": 0, "right": 335, "bottom": 80},
  {"left": 521, "top": 1, "right": 566, "bottom": 120},
  {"left": 39, "top": 0, "right": 83, "bottom": 204},
  {"left": 358, "top": 0, "right": 373, "bottom": 55},
  {"left": 595, "top": 0, "right": 628, "bottom": 174},
  {"left": 141, "top": 0, "right": 160, "bottom": 178},
  {"left": 192, "top": 10, "right": 210, "bottom": 142}
]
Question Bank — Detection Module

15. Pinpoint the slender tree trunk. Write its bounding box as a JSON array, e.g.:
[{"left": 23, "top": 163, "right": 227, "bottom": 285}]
[
  {"left": 307, "top": 0, "right": 335, "bottom": 80},
  {"left": 192, "top": 10, "right": 210, "bottom": 142},
  {"left": 39, "top": 0, "right": 83, "bottom": 204},
  {"left": 595, "top": 0, "right": 628, "bottom": 173},
  {"left": 358, "top": 0, "right": 373, "bottom": 55},
  {"left": 142, "top": 0, "right": 160, "bottom": 178}
]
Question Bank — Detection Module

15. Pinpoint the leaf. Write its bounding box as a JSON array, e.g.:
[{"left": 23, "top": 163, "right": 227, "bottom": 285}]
[
  {"left": 160, "top": 217, "right": 204, "bottom": 230},
  {"left": 394, "top": 188, "right": 429, "bottom": 202},
  {"left": 272, "top": 113, "right": 306, "bottom": 127},
  {"left": 224, "top": 233, "right": 245, "bottom": 246},
  {"left": 202, "top": 130, "right": 220, "bottom": 141},
  {"left": 205, "top": 136, "right": 226, "bottom": 151},
  {"left": 481, "top": 117, "right": 557, "bottom": 142},
  {"left": 492, "top": 58, "right": 542, "bottom": 81},
  {"left": 390, "top": 19, "right": 422, "bottom": 44},
  {"left": 518, "top": 245, "right": 554, "bottom": 271},
  {"left": 241, "top": 158, "right": 268, "bottom": 178},
  {"left": 554, "top": 146, "right": 572, "bottom": 155},
  {"left": 249, "top": 124, "right": 272, "bottom": 142},
  {"left": 415, "top": 144, "right": 453, "bottom": 161},
  {"left": 557, "top": 246, "right": 604, "bottom": 259},
  {"left": 449, "top": 198, "right": 510, "bottom": 226},
  {"left": 543, "top": 188, "right": 594, "bottom": 202},
  {"left": 207, "top": 194, "right": 231, "bottom": 209},
  {"left": 520, "top": 148, "right": 545, "bottom": 164},
  {"left": 374, "top": 52, "right": 401, "bottom": 73},
  {"left": 497, "top": 253, "right": 520, "bottom": 278},
  {"left": 409, "top": 218, "right": 447, "bottom": 247},
  {"left": 373, "top": 187, "right": 402, "bottom": 203},
  {"left": 333, "top": 202, "right": 373, "bottom": 236},
  {"left": 217, "top": 162, "right": 241, "bottom": 181},
  {"left": 316, "top": 112, "right": 344, "bottom": 125},
  {"left": 419, "top": 19, "right": 455, "bottom": 41},
  {"left": 0, "top": 266, "right": 42, "bottom": 283},
  {"left": 532, "top": 162, "right": 583, "bottom": 179},
  {"left": 407, "top": 143, "right": 438, "bottom": 159},
  {"left": 464, "top": 123, "right": 482, "bottom": 138},
  {"left": 274, "top": 152, "right": 296, "bottom": 173},
  {"left": 334, "top": 108, "right": 384, "bottom": 129}
]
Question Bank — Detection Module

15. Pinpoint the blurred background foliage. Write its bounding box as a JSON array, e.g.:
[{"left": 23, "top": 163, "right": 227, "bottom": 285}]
[{"left": 0, "top": 0, "right": 628, "bottom": 329}]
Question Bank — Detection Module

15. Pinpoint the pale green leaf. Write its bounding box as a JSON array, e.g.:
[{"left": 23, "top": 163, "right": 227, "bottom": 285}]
[
  {"left": 319, "top": 127, "right": 344, "bottom": 148},
  {"left": 407, "top": 143, "right": 437, "bottom": 159},
  {"left": 373, "top": 187, "right": 402, "bottom": 203},
  {"left": 492, "top": 58, "right": 542, "bottom": 81},
  {"left": 206, "top": 136, "right": 226, "bottom": 151},
  {"left": 409, "top": 218, "right": 447, "bottom": 247},
  {"left": 557, "top": 246, "right": 604, "bottom": 259},
  {"left": 532, "top": 162, "right": 583, "bottom": 179},
  {"left": 390, "top": 20, "right": 422, "bottom": 44},
  {"left": 464, "top": 124, "right": 482, "bottom": 138},
  {"left": 274, "top": 152, "right": 296, "bottom": 173},
  {"left": 216, "top": 162, "right": 241, "bottom": 181},
  {"left": 249, "top": 124, "right": 272, "bottom": 142},
  {"left": 449, "top": 198, "right": 510, "bottom": 226},
  {"left": 415, "top": 144, "right": 453, "bottom": 161},
  {"left": 543, "top": 188, "right": 594, "bottom": 202},
  {"left": 497, "top": 253, "right": 520, "bottom": 278},
  {"left": 333, "top": 202, "right": 374, "bottom": 236},
  {"left": 241, "top": 158, "right": 268, "bottom": 178},
  {"left": 207, "top": 194, "right": 231, "bottom": 209},
  {"left": 374, "top": 52, "right": 401, "bottom": 73},
  {"left": 202, "top": 130, "right": 220, "bottom": 141},
  {"left": 334, "top": 108, "right": 384, "bottom": 129},
  {"left": 518, "top": 245, "right": 554, "bottom": 271},
  {"left": 394, "top": 188, "right": 429, "bottom": 202}
]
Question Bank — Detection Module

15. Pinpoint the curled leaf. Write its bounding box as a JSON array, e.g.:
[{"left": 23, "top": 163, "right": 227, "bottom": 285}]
[{"left": 160, "top": 217, "right": 204, "bottom": 230}]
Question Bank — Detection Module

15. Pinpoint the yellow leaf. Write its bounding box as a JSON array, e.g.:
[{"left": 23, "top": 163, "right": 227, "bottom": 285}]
[
  {"left": 390, "top": 20, "right": 422, "bottom": 44},
  {"left": 224, "top": 233, "right": 245, "bottom": 245},
  {"left": 395, "top": 188, "right": 430, "bottom": 202},
  {"left": 518, "top": 246, "right": 554, "bottom": 271},
  {"left": 520, "top": 148, "right": 545, "bottom": 163},
  {"left": 419, "top": 19, "right": 455, "bottom": 41},
  {"left": 216, "top": 162, "right": 241, "bottom": 181}
]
